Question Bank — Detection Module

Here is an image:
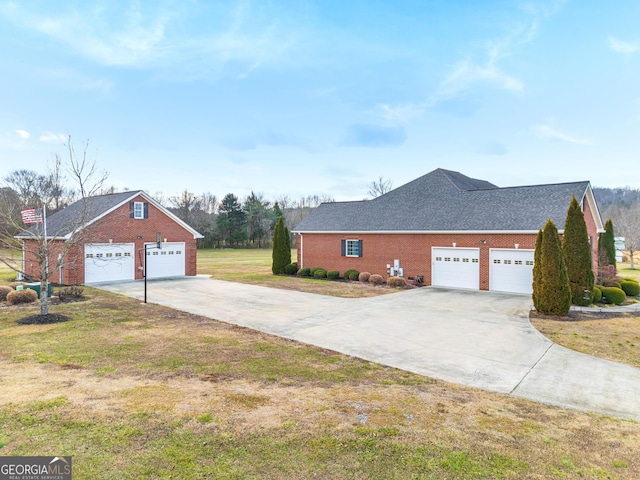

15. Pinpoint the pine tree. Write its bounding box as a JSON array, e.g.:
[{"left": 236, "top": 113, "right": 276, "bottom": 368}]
[
  {"left": 272, "top": 216, "right": 289, "bottom": 274},
  {"left": 536, "top": 219, "right": 571, "bottom": 316},
  {"left": 563, "top": 196, "right": 595, "bottom": 306},
  {"left": 532, "top": 229, "right": 543, "bottom": 311}
]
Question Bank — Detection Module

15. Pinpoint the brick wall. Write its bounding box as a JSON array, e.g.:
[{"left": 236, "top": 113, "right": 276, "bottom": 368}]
[
  {"left": 581, "top": 196, "right": 600, "bottom": 274},
  {"left": 297, "top": 232, "right": 538, "bottom": 290},
  {"left": 22, "top": 194, "right": 198, "bottom": 285}
]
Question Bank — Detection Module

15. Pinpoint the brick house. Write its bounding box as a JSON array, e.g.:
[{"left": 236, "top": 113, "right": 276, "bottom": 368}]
[
  {"left": 17, "top": 191, "right": 202, "bottom": 285},
  {"left": 293, "top": 168, "right": 603, "bottom": 294}
]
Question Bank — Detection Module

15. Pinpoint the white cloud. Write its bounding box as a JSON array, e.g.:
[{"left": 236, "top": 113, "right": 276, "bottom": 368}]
[
  {"left": 0, "top": 1, "right": 299, "bottom": 80},
  {"left": 424, "top": 1, "right": 565, "bottom": 109},
  {"left": 377, "top": 103, "right": 425, "bottom": 123},
  {"left": 608, "top": 36, "right": 639, "bottom": 54},
  {"left": 533, "top": 125, "right": 594, "bottom": 146},
  {"left": 15, "top": 130, "right": 30, "bottom": 139},
  {"left": 39, "top": 132, "right": 67, "bottom": 144}
]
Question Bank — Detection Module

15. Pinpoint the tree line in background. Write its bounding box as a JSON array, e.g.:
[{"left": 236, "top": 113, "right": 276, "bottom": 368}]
[
  {"left": 594, "top": 187, "right": 640, "bottom": 268},
  {"left": 157, "top": 190, "right": 334, "bottom": 249},
  {"left": 0, "top": 165, "right": 334, "bottom": 250}
]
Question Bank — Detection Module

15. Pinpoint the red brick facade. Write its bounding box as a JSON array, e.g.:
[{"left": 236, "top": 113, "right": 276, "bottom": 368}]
[
  {"left": 297, "top": 211, "right": 600, "bottom": 291},
  {"left": 22, "top": 194, "right": 198, "bottom": 285}
]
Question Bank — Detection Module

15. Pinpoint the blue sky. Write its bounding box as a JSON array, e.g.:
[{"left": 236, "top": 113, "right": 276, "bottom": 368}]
[{"left": 1, "top": 0, "right": 639, "bottom": 202}]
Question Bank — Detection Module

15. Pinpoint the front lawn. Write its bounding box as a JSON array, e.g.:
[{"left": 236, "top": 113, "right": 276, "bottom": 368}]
[
  {"left": 197, "top": 248, "right": 395, "bottom": 297},
  {"left": 1, "top": 290, "right": 639, "bottom": 479}
]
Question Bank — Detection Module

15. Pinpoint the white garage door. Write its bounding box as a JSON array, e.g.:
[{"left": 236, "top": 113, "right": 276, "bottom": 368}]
[
  {"left": 432, "top": 247, "right": 480, "bottom": 290},
  {"left": 490, "top": 249, "right": 535, "bottom": 294},
  {"left": 145, "top": 242, "right": 186, "bottom": 279},
  {"left": 85, "top": 243, "right": 135, "bottom": 283}
]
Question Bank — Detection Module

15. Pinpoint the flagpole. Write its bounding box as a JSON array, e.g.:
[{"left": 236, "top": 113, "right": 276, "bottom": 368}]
[{"left": 43, "top": 203, "right": 47, "bottom": 240}]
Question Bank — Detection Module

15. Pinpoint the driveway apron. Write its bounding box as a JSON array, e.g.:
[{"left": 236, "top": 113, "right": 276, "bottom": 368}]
[{"left": 97, "top": 276, "right": 640, "bottom": 421}]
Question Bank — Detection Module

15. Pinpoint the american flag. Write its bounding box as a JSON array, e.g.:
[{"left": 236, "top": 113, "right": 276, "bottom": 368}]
[{"left": 21, "top": 208, "right": 43, "bottom": 225}]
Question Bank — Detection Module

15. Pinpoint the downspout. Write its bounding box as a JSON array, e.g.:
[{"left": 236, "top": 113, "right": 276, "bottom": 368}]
[{"left": 299, "top": 233, "right": 303, "bottom": 269}]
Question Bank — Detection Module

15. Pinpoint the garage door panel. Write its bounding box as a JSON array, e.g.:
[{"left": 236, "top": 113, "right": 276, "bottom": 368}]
[
  {"left": 145, "top": 242, "right": 185, "bottom": 279},
  {"left": 432, "top": 247, "right": 480, "bottom": 290},
  {"left": 490, "top": 249, "right": 534, "bottom": 294},
  {"left": 85, "top": 243, "right": 135, "bottom": 283}
]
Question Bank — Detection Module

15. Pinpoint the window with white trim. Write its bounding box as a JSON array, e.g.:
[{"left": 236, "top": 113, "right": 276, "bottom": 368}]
[
  {"left": 346, "top": 239, "right": 360, "bottom": 257},
  {"left": 133, "top": 202, "right": 144, "bottom": 219}
]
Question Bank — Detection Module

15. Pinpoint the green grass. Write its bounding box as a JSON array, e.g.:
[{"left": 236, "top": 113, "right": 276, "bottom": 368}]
[
  {"left": 616, "top": 262, "right": 640, "bottom": 282},
  {"left": 0, "top": 248, "right": 20, "bottom": 282}
]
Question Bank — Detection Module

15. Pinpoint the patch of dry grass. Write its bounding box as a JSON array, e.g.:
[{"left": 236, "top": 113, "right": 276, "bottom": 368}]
[{"left": 531, "top": 311, "right": 640, "bottom": 368}]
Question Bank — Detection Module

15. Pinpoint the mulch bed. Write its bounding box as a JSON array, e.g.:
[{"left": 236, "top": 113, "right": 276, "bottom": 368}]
[
  {"left": 530, "top": 310, "right": 639, "bottom": 321},
  {"left": 16, "top": 313, "right": 71, "bottom": 325}
]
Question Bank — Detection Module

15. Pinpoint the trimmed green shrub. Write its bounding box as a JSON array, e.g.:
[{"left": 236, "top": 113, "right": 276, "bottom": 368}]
[
  {"left": 563, "top": 196, "right": 595, "bottom": 306},
  {"left": 387, "top": 276, "right": 406, "bottom": 288},
  {"left": 369, "top": 274, "right": 383, "bottom": 285},
  {"left": 622, "top": 277, "right": 639, "bottom": 285},
  {"left": 0, "top": 286, "right": 13, "bottom": 302},
  {"left": 313, "top": 268, "right": 327, "bottom": 279},
  {"left": 271, "top": 216, "right": 290, "bottom": 274},
  {"left": 358, "top": 272, "right": 371, "bottom": 283},
  {"left": 343, "top": 269, "right": 357, "bottom": 280},
  {"left": 327, "top": 270, "right": 340, "bottom": 280},
  {"left": 7, "top": 288, "right": 38, "bottom": 305},
  {"left": 598, "top": 219, "right": 617, "bottom": 273},
  {"left": 620, "top": 280, "right": 640, "bottom": 297},
  {"left": 297, "top": 267, "right": 311, "bottom": 277},
  {"left": 284, "top": 263, "right": 298, "bottom": 275},
  {"left": 592, "top": 285, "right": 602, "bottom": 303},
  {"left": 600, "top": 286, "right": 626, "bottom": 305},
  {"left": 310, "top": 267, "right": 323, "bottom": 275},
  {"left": 535, "top": 219, "right": 571, "bottom": 316},
  {"left": 348, "top": 271, "right": 360, "bottom": 281},
  {"left": 532, "top": 229, "right": 543, "bottom": 311}
]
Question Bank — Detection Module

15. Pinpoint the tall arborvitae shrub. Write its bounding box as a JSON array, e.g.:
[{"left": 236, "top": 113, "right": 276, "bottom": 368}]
[
  {"left": 598, "top": 219, "right": 617, "bottom": 274},
  {"left": 284, "top": 226, "right": 292, "bottom": 265},
  {"left": 536, "top": 219, "right": 571, "bottom": 316},
  {"left": 532, "top": 229, "right": 543, "bottom": 311},
  {"left": 563, "top": 196, "right": 595, "bottom": 306},
  {"left": 272, "top": 216, "right": 289, "bottom": 274}
]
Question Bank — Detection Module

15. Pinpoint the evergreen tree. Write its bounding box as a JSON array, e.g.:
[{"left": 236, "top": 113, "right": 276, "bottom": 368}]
[
  {"left": 272, "top": 201, "right": 283, "bottom": 219},
  {"left": 532, "top": 229, "right": 543, "bottom": 311},
  {"left": 536, "top": 219, "right": 571, "bottom": 316},
  {"left": 284, "top": 226, "right": 292, "bottom": 265},
  {"left": 217, "top": 193, "right": 246, "bottom": 247},
  {"left": 563, "top": 196, "right": 595, "bottom": 305},
  {"left": 598, "top": 219, "right": 617, "bottom": 273},
  {"left": 272, "top": 216, "right": 289, "bottom": 274}
]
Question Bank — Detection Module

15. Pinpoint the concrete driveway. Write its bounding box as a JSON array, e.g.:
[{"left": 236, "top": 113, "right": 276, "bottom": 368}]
[{"left": 97, "top": 276, "right": 640, "bottom": 421}]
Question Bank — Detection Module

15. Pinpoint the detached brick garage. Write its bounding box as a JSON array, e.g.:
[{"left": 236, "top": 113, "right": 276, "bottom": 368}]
[
  {"left": 293, "top": 168, "right": 603, "bottom": 294},
  {"left": 18, "top": 191, "right": 202, "bottom": 285}
]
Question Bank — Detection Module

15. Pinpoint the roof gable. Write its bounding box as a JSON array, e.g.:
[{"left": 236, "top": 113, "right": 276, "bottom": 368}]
[
  {"left": 17, "top": 191, "right": 203, "bottom": 239},
  {"left": 294, "top": 169, "right": 599, "bottom": 233}
]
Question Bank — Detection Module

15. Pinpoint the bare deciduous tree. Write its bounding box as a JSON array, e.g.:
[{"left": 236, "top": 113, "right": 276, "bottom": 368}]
[
  {"left": 0, "top": 136, "right": 108, "bottom": 316},
  {"left": 608, "top": 202, "right": 640, "bottom": 269},
  {"left": 368, "top": 176, "right": 393, "bottom": 198}
]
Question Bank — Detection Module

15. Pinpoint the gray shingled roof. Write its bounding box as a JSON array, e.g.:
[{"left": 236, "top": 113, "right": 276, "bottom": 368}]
[
  {"left": 294, "top": 168, "right": 592, "bottom": 232},
  {"left": 17, "top": 190, "right": 145, "bottom": 238}
]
